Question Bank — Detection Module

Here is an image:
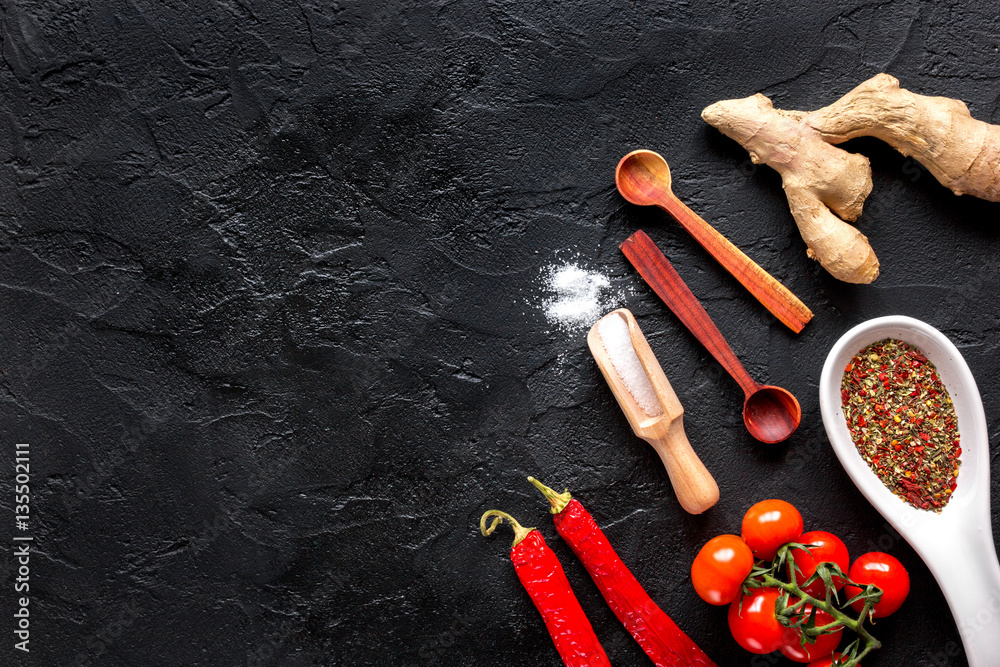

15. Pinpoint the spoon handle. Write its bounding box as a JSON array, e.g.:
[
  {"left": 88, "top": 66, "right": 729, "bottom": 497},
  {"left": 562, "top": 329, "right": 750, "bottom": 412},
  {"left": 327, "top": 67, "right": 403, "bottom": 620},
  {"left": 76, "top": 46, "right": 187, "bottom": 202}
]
[
  {"left": 621, "top": 230, "right": 759, "bottom": 397},
  {"left": 658, "top": 193, "right": 813, "bottom": 333},
  {"left": 920, "top": 522, "right": 1000, "bottom": 667}
]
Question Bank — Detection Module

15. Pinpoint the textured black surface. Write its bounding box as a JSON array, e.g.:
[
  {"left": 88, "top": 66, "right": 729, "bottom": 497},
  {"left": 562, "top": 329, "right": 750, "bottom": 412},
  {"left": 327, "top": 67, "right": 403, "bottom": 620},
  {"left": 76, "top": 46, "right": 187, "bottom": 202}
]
[{"left": 1, "top": 1, "right": 999, "bottom": 665}]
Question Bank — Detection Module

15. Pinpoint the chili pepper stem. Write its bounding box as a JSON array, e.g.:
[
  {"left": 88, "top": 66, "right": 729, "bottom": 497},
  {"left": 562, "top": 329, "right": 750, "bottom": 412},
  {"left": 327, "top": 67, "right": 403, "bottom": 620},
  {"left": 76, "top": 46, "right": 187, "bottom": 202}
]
[
  {"left": 480, "top": 510, "right": 535, "bottom": 547},
  {"left": 527, "top": 476, "right": 573, "bottom": 514}
]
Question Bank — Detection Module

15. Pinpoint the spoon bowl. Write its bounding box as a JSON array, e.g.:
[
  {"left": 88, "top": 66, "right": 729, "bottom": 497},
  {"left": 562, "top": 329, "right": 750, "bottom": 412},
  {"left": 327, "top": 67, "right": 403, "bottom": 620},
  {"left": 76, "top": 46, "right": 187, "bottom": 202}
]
[
  {"left": 616, "top": 150, "right": 673, "bottom": 205},
  {"left": 744, "top": 385, "right": 801, "bottom": 444},
  {"left": 820, "top": 316, "right": 1000, "bottom": 667}
]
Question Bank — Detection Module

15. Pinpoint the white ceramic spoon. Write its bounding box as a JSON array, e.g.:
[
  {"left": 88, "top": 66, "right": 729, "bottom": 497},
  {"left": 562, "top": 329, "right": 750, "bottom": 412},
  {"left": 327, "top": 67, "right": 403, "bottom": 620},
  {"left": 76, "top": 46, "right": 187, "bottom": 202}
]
[{"left": 820, "top": 316, "right": 1000, "bottom": 667}]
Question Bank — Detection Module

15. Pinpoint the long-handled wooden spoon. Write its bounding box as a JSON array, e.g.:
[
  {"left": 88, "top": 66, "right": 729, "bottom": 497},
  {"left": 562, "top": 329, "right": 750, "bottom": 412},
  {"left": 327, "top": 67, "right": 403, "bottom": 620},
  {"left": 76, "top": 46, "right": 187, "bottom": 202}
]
[
  {"left": 621, "top": 230, "right": 801, "bottom": 443},
  {"left": 588, "top": 308, "right": 719, "bottom": 514},
  {"left": 616, "top": 149, "right": 813, "bottom": 333}
]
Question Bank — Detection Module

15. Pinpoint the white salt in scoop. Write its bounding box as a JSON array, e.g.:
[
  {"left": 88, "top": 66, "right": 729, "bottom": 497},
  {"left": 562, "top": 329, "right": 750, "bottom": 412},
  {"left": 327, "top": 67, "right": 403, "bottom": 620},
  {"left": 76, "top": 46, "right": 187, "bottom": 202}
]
[
  {"left": 597, "top": 313, "right": 663, "bottom": 417},
  {"left": 588, "top": 309, "right": 719, "bottom": 514}
]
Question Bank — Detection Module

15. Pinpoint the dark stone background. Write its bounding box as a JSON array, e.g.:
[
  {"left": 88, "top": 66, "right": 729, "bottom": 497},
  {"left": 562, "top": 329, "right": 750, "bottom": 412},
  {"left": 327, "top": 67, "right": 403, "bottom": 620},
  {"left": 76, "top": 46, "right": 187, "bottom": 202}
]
[{"left": 0, "top": 1, "right": 997, "bottom": 665}]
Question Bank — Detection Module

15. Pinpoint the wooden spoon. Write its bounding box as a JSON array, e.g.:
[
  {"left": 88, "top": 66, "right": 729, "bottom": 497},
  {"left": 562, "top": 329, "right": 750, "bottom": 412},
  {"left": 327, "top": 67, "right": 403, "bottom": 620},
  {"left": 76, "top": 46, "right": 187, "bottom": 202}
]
[
  {"left": 588, "top": 308, "right": 719, "bottom": 514},
  {"left": 621, "top": 231, "right": 801, "bottom": 443},
  {"left": 616, "top": 149, "right": 813, "bottom": 333}
]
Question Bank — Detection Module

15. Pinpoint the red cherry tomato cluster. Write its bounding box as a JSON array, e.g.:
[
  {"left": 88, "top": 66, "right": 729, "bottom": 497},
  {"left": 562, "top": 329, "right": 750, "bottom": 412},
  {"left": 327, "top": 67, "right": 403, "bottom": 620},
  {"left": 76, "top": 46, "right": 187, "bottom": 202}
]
[{"left": 691, "top": 500, "right": 910, "bottom": 666}]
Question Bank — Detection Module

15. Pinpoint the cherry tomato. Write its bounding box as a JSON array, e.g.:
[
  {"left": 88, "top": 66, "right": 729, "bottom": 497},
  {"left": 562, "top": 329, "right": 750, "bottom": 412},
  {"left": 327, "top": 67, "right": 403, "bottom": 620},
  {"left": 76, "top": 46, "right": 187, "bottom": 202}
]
[
  {"left": 808, "top": 652, "right": 855, "bottom": 667},
  {"left": 741, "top": 499, "right": 804, "bottom": 560},
  {"left": 728, "top": 587, "right": 795, "bottom": 654},
  {"left": 779, "top": 605, "right": 842, "bottom": 663},
  {"left": 790, "top": 531, "right": 850, "bottom": 597},
  {"left": 845, "top": 552, "right": 910, "bottom": 617},
  {"left": 692, "top": 535, "right": 754, "bottom": 605}
]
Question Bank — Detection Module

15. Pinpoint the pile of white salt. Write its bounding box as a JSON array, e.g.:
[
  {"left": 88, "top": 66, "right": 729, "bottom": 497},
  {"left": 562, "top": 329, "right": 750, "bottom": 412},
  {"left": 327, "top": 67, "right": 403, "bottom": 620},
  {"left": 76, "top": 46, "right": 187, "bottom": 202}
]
[{"left": 542, "top": 263, "right": 621, "bottom": 331}]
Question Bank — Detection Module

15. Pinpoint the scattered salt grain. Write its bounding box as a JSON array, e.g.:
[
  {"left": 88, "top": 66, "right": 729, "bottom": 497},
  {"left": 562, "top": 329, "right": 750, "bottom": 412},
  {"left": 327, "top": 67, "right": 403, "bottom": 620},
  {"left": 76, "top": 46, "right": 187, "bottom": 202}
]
[
  {"left": 542, "top": 263, "right": 620, "bottom": 331},
  {"left": 597, "top": 313, "right": 663, "bottom": 416}
]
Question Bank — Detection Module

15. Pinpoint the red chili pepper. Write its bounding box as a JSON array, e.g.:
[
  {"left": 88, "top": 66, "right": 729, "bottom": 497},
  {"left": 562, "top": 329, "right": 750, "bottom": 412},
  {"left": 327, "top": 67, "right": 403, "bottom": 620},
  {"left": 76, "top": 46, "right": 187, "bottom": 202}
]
[
  {"left": 480, "top": 510, "right": 611, "bottom": 667},
  {"left": 529, "top": 478, "right": 716, "bottom": 667}
]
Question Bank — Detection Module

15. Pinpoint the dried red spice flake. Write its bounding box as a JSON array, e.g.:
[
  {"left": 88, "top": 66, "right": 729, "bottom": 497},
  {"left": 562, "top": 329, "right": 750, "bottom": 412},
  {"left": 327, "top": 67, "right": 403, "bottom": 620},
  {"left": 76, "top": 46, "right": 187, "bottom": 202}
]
[{"left": 841, "top": 339, "right": 961, "bottom": 512}]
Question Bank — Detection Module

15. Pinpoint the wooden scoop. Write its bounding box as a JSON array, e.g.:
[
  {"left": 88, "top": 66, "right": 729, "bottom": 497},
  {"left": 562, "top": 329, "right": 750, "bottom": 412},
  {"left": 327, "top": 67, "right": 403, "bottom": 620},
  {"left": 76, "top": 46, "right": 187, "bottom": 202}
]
[{"left": 588, "top": 308, "right": 719, "bottom": 514}]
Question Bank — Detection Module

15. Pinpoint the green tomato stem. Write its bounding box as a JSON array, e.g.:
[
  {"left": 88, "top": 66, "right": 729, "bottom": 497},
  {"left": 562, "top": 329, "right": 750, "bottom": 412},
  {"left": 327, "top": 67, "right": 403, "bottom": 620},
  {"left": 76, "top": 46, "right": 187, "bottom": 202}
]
[
  {"left": 850, "top": 640, "right": 879, "bottom": 665},
  {"left": 757, "top": 569, "right": 881, "bottom": 667}
]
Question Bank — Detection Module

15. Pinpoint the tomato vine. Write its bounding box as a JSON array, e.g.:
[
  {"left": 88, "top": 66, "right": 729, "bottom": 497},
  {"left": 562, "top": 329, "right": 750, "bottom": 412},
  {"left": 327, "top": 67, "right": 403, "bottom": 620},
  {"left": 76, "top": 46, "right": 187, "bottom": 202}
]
[{"left": 744, "top": 543, "right": 884, "bottom": 667}]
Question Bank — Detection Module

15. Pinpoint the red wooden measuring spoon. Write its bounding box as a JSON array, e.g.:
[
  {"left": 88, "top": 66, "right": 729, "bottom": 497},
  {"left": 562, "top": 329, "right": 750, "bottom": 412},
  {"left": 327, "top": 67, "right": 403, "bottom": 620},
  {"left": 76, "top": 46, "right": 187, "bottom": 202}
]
[
  {"left": 616, "top": 150, "right": 812, "bottom": 333},
  {"left": 621, "top": 230, "right": 801, "bottom": 443}
]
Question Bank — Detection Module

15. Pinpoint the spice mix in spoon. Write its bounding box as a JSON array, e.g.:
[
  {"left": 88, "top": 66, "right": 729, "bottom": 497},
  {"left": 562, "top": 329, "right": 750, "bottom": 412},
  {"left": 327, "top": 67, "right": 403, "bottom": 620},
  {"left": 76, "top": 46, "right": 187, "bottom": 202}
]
[{"left": 841, "top": 339, "right": 961, "bottom": 512}]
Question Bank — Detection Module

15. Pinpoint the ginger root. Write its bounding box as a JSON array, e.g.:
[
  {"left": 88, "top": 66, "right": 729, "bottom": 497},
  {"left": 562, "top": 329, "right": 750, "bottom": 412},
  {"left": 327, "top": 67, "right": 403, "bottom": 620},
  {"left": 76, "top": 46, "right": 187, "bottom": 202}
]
[
  {"left": 702, "top": 94, "right": 879, "bottom": 283},
  {"left": 808, "top": 74, "right": 1000, "bottom": 201},
  {"left": 703, "top": 73, "right": 1000, "bottom": 284}
]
